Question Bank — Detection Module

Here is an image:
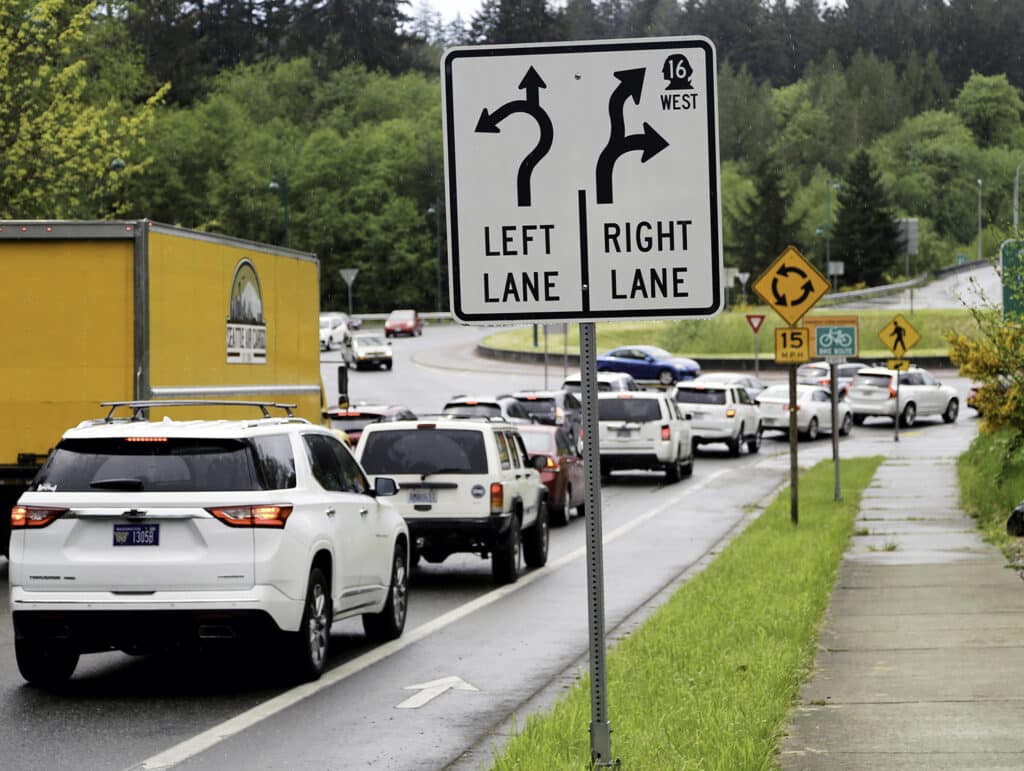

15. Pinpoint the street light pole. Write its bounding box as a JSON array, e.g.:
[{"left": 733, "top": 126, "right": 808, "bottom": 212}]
[
  {"left": 427, "top": 201, "right": 444, "bottom": 313},
  {"left": 977, "top": 178, "right": 983, "bottom": 263},
  {"left": 269, "top": 176, "right": 289, "bottom": 248},
  {"left": 825, "top": 178, "right": 840, "bottom": 288}
]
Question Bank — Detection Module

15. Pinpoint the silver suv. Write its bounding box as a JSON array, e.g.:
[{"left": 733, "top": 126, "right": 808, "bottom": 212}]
[
  {"left": 9, "top": 400, "right": 409, "bottom": 686},
  {"left": 598, "top": 391, "right": 694, "bottom": 481},
  {"left": 356, "top": 418, "right": 548, "bottom": 584}
]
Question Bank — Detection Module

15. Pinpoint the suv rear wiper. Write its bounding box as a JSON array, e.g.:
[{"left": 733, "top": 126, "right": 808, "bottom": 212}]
[
  {"left": 89, "top": 477, "right": 145, "bottom": 491},
  {"left": 421, "top": 467, "right": 466, "bottom": 480}
]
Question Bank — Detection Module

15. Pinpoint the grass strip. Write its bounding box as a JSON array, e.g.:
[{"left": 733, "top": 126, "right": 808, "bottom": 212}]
[
  {"left": 958, "top": 428, "right": 1024, "bottom": 564},
  {"left": 489, "top": 456, "right": 884, "bottom": 771}
]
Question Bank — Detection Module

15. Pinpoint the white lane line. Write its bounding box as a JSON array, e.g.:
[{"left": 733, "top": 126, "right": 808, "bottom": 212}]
[{"left": 133, "top": 468, "right": 730, "bottom": 770}]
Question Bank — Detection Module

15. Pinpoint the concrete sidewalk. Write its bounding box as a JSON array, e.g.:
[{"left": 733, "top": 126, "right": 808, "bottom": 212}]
[{"left": 780, "top": 442, "right": 1024, "bottom": 769}]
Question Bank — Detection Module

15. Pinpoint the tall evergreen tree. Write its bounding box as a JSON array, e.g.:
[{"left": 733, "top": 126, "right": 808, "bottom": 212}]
[
  {"left": 730, "top": 157, "right": 806, "bottom": 274},
  {"left": 831, "top": 150, "right": 903, "bottom": 286}
]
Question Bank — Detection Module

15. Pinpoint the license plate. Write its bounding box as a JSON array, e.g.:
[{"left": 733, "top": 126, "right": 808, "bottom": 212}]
[
  {"left": 113, "top": 523, "right": 159, "bottom": 546},
  {"left": 616, "top": 428, "right": 634, "bottom": 437},
  {"left": 408, "top": 489, "right": 437, "bottom": 504}
]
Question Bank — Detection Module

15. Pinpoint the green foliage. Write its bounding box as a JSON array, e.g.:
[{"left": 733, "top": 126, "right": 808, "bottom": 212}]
[
  {"left": 730, "top": 156, "right": 806, "bottom": 275},
  {"left": 953, "top": 72, "right": 1024, "bottom": 149},
  {"left": 491, "top": 456, "right": 884, "bottom": 771},
  {"left": 832, "top": 150, "right": 903, "bottom": 285},
  {"left": 958, "top": 428, "right": 1024, "bottom": 565}
]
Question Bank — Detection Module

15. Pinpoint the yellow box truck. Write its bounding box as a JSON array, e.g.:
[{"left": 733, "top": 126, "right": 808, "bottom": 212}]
[{"left": 0, "top": 220, "right": 322, "bottom": 557}]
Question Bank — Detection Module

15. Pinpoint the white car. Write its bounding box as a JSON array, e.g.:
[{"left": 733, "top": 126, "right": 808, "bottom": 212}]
[
  {"left": 562, "top": 371, "right": 640, "bottom": 393},
  {"left": 9, "top": 400, "right": 409, "bottom": 686},
  {"left": 319, "top": 312, "right": 351, "bottom": 351},
  {"left": 690, "top": 371, "right": 770, "bottom": 399},
  {"left": 343, "top": 332, "right": 393, "bottom": 370},
  {"left": 757, "top": 384, "right": 853, "bottom": 440},
  {"left": 672, "top": 382, "right": 762, "bottom": 455},
  {"left": 356, "top": 418, "right": 548, "bottom": 584},
  {"left": 597, "top": 391, "right": 694, "bottom": 481},
  {"left": 847, "top": 366, "right": 960, "bottom": 427}
]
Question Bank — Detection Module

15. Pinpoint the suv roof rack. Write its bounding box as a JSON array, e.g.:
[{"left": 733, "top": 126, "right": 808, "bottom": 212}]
[
  {"left": 418, "top": 413, "right": 512, "bottom": 423},
  {"left": 101, "top": 399, "right": 299, "bottom": 422}
]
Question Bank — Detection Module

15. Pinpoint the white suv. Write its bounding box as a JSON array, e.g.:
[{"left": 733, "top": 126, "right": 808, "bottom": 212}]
[
  {"left": 597, "top": 392, "right": 694, "bottom": 481},
  {"left": 672, "top": 383, "right": 762, "bottom": 456},
  {"left": 9, "top": 400, "right": 409, "bottom": 686},
  {"left": 356, "top": 418, "right": 548, "bottom": 584},
  {"left": 847, "top": 366, "right": 960, "bottom": 427}
]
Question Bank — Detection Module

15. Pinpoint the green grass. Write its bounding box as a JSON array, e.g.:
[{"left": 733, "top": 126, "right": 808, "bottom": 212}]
[
  {"left": 958, "top": 428, "right": 1024, "bottom": 564},
  {"left": 483, "top": 308, "right": 976, "bottom": 359},
  {"left": 488, "top": 456, "right": 884, "bottom": 771}
]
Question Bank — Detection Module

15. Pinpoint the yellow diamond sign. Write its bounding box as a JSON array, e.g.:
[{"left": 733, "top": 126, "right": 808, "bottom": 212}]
[
  {"left": 752, "top": 246, "right": 830, "bottom": 326},
  {"left": 879, "top": 314, "right": 920, "bottom": 357}
]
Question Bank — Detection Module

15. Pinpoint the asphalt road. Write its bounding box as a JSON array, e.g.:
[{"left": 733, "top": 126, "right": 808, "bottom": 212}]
[{"left": 0, "top": 322, "right": 978, "bottom": 770}]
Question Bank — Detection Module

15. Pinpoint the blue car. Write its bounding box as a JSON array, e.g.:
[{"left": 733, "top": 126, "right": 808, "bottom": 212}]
[{"left": 596, "top": 346, "right": 700, "bottom": 385}]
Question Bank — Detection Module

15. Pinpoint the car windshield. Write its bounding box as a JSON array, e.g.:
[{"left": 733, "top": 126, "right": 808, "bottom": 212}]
[
  {"left": 852, "top": 373, "right": 893, "bottom": 389},
  {"left": 758, "top": 385, "right": 790, "bottom": 401},
  {"left": 598, "top": 398, "right": 661, "bottom": 422},
  {"left": 674, "top": 389, "right": 726, "bottom": 405},
  {"left": 354, "top": 335, "right": 385, "bottom": 347},
  {"left": 390, "top": 310, "right": 414, "bottom": 320},
  {"left": 444, "top": 403, "right": 502, "bottom": 418},
  {"left": 519, "top": 430, "right": 556, "bottom": 454},
  {"left": 31, "top": 436, "right": 295, "bottom": 492},
  {"left": 359, "top": 429, "right": 487, "bottom": 474}
]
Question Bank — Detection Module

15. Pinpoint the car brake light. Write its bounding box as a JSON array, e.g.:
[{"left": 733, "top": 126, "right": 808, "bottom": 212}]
[
  {"left": 208, "top": 505, "right": 293, "bottom": 528},
  {"left": 726, "top": 408, "right": 736, "bottom": 418},
  {"left": 11, "top": 505, "right": 67, "bottom": 528},
  {"left": 125, "top": 436, "right": 168, "bottom": 443},
  {"left": 888, "top": 381, "right": 898, "bottom": 398},
  {"left": 490, "top": 482, "right": 503, "bottom": 514},
  {"left": 818, "top": 377, "right": 830, "bottom": 385},
  {"left": 660, "top": 425, "right": 671, "bottom": 440},
  {"left": 544, "top": 455, "right": 558, "bottom": 470}
]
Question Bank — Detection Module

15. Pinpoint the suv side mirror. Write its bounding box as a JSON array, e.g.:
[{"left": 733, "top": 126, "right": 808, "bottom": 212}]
[{"left": 374, "top": 477, "right": 399, "bottom": 497}]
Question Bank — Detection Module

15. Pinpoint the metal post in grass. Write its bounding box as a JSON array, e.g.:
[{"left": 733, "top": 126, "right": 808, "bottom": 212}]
[
  {"left": 789, "top": 364, "right": 799, "bottom": 525},
  {"left": 579, "top": 321, "right": 618, "bottom": 767},
  {"left": 830, "top": 361, "right": 841, "bottom": 501}
]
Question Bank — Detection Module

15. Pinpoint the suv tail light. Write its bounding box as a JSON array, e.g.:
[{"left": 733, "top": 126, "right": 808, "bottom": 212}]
[
  {"left": 660, "top": 425, "right": 671, "bottom": 441},
  {"left": 208, "top": 505, "right": 293, "bottom": 528},
  {"left": 11, "top": 506, "right": 67, "bottom": 529},
  {"left": 888, "top": 380, "right": 898, "bottom": 398},
  {"left": 490, "top": 483, "right": 503, "bottom": 514}
]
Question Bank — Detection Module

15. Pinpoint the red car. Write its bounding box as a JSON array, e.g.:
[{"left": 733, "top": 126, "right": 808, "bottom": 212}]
[
  {"left": 384, "top": 309, "right": 423, "bottom": 337},
  {"left": 323, "top": 403, "right": 417, "bottom": 445},
  {"left": 518, "top": 424, "right": 585, "bottom": 527}
]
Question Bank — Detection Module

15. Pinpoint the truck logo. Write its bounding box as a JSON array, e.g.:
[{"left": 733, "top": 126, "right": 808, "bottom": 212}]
[{"left": 226, "top": 259, "right": 267, "bottom": 364}]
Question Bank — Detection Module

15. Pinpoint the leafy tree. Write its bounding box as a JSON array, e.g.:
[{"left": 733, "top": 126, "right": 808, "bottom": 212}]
[
  {"left": 953, "top": 72, "right": 1024, "bottom": 149},
  {"left": 717, "top": 61, "right": 775, "bottom": 165},
  {"left": 469, "top": 0, "right": 562, "bottom": 44},
  {"left": 830, "top": 149, "right": 902, "bottom": 285},
  {"left": 0, "top": 0, "right": 167, "bottom": 218},
  {"left": 730, "top": 156, "right": 805, "bottom": 275}
]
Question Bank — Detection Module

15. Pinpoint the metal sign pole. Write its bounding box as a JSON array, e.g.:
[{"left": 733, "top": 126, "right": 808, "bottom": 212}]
[
  {"left": 830, "top": 362, "right": 841, "bottom": 501},
  {"left": 789, "top": 364, "right": 799, "bottom": 525},
  {"left": 754, "top": 329, "right": 759, "bottom": 377},
  {"left": 894, "top": 374, "right": 900, "bottom": 443},
  {"left": 579, "top": 321, "right": 617, "bottom": 768}
]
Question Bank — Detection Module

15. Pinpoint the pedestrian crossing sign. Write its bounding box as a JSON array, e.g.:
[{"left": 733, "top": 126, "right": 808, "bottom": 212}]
[{"left": 879, "top": 314, "right": 920, "bottom": 357}]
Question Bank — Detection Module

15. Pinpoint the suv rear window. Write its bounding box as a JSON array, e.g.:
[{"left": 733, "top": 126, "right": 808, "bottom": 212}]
[
  {"left": 598, "top": 398, "right": 662, "bottom": 422},
  {"left": 852, "top": 373, "right": 893, "bottom": 389},
  {"left": 444, "top": 403, "right": 502, "bottom": 418},
  {"left": 360, "top": 429, "right": 488, "bottom": 475},
  {"left": 674, "top": 389, "right": 726, "bottom": 405},
  {"left": 515, "top": 397, "right": 556, "bottom": 420},
  {"left": 31, "top": 436, "right": 294, "bottom": 492}
]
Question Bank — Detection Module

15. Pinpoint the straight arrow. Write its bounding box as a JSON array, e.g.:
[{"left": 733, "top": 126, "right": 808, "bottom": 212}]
[{"left": 396, "top": 675, "right": 479, "bottom": 709}]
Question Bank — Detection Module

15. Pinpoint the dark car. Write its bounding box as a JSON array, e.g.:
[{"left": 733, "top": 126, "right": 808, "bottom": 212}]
[
  {"left": 324, "top": 403, "right": 418, "bottom": 445},
  {"left": 596, "top": 345, "right": 700, "bottom": 385},
  {"left": 518, "top": 424, "right": 585, "bottom": 527},
  {"left": 796, "top": 361, "right": 868, "bottom": 396},
  {"left": 511, "top": 389, "right": 583, "bottom": 446},
  {"left": 384, "top": 309, "right": 423, "bottom": 337},
  {"left": 441, "top": 394, "right": 534, "bottom": 424}
]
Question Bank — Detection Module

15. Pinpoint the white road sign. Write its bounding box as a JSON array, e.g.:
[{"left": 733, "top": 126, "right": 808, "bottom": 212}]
[{"left": 441, "top": 37, "right": 722, "bottom": 323}]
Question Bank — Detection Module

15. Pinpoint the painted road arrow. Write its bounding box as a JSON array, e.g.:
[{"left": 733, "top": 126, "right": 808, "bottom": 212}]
[{"left": 396, "top": 675, "right": 480, "bottom": 709}]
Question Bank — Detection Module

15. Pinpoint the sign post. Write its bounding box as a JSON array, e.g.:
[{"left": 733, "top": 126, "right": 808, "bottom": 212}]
[
  {"left": 745, "top": 313, "right": 765, "bottom": 375},
  {"left": 879, "top": 313, "right": 920, "bottom": 443},
  {"left": 443, "top": 36, "right": 721, "bottom": 767},
  {"left": 753, "top": 246, "right": 830, "bottom": 524}
]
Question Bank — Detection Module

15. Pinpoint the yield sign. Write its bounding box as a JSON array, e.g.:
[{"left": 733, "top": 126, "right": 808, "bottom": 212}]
[
  {"left": 745, "top": 313, "right": 765, "bottom": 333},
  {"left": 752, "top": 246, "right": 830, "bottom": 327}
]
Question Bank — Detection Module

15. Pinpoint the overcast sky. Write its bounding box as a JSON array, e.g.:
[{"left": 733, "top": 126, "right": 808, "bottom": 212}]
[{"left": 424, "top": 0, "right": 482, "bottom": 23}]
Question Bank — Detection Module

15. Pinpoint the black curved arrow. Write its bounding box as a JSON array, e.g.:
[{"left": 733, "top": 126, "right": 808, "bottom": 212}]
[
  {"left": 475, "top": 67, "right": 553, "bottom": 207},
  {"left": 770, "top": 263, "right": 816, "bottom": 306},
  {"left": 596, "top": 68, "right": 669, "bottom": 204}
]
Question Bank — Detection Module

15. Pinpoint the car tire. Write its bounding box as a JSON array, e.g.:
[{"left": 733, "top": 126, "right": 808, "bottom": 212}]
[
  {"left": 727, "top": 423, "right": 744, "bottom": 456},
  {"left": 552, "top": 487, "right": 571, "bottom": 527},
  {"left": 681, "top": 448, "right": 694, "bottom": 478},
  {"left": 900, "top": 402, "right": 917, "bottom": 428},
  {"left": 15, "top": 638, "right": 79, "bottom": 687},
  {"left": 523, "top": 500, "right": 549, "bottom": 568},
  {"left": 290, "top": 567, "right": 331, "bottom": 682},
  {"left": 747, "top": 425, "right": 762, "bottom": 454},
  {"left": 658, "top": 369, "right": 675, "bottom": 386},
  {"left": 853, "top": 414, "right": 866, "bottom": 426},
  {"left": 385, "top": 361, "right": 393, "bottom": 371},
  {"left": 943, "top": 398, "right": 959, "bottom": 423},
  {"left": 492, "top": 515, "right": 522, "bottom": 585},
  {"left": 665, "top": 454, "right": 682, "bottom": 483},
  {"left": 363, "top": 544, "right": 408, "bottom": 642},
  {"left": 804, "top": 417, "right": 819, "bottom": 441},
  {"left": 840, "top": 412, "right": 853, "bottom": 436}
]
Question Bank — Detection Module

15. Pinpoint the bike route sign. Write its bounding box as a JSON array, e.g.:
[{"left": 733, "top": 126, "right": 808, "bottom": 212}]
[
  {"left": 441, "top": 37, "right": 722, "bottom": 323},
  {"left": 804, "top": 315, "right": 859, "bottom": 357}
]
